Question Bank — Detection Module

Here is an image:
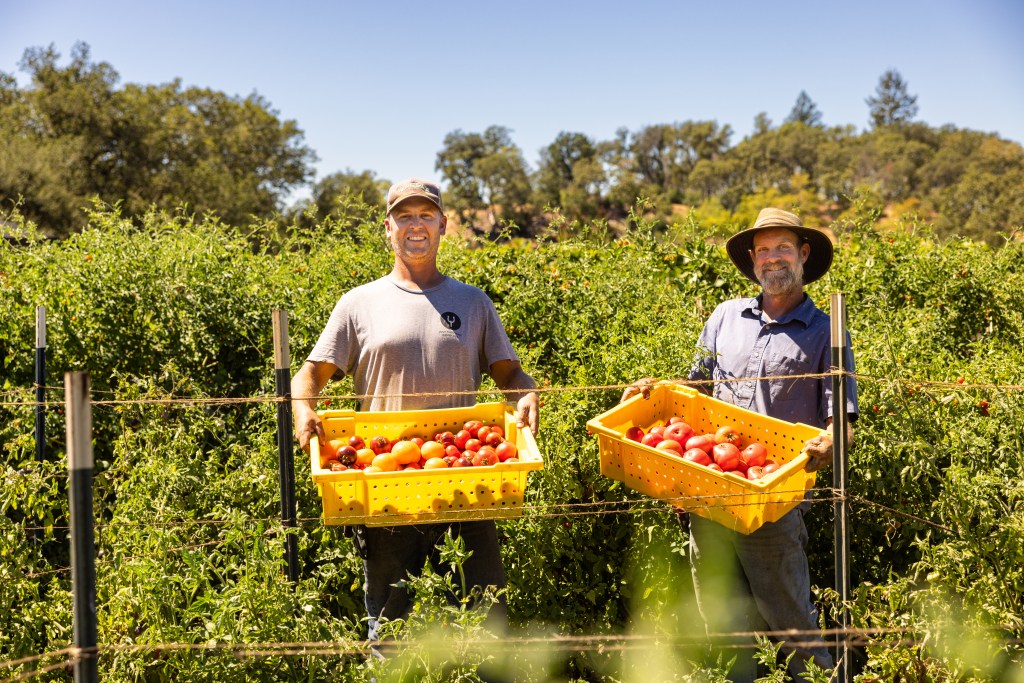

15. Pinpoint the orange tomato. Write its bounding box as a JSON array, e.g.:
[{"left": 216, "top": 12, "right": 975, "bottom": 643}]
[
  {"left": 363, "top": 465, "right": 383, "bottom": 474},
  {"left": 322, "top": 438, "right": 345, "bottom": 458},
  {"left": 420, "top": 440, "right": 445, "bottom": 461},
  {"left": 371, "top": 453, "right": 398, "bottom": 471},
  {"left": 390, "top": 440, "right": 421, "bottom": 465},
  {"left": 423, "top": 457, "right": 448, "bottom": 469},
  {"left": 355, "top": 448, "right": 376, "bottom": 466}
]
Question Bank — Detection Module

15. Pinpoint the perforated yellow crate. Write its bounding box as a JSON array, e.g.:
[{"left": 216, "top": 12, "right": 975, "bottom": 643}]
[
  {"left": 587, "top": 383, "right": 823, "bottom": 534},
  {"left": 309, "top": 401, "right": 542, "bottom": 526}
]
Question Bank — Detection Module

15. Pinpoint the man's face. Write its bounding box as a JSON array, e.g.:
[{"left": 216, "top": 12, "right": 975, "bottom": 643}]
[
  {"left": 385, "top": 197, "right": 446, "bottom": 263},
  {"left": 750, "top": 227, "right": 809, "bottom": 296}
]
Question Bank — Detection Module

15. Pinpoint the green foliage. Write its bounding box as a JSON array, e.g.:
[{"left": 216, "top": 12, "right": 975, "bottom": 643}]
[
  {"left": 3, "top": 205, "right": 1024, "bottom": 681},
  {"left": 0, "top": 42, "right": 315, "bottom": 237}
]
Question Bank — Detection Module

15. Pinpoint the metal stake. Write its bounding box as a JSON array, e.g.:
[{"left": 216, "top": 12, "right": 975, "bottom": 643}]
[
  {"left": 66, "top": 372, "right": 98, "bottom": 683},
  {"left": 273, "top": 310, "right": 299, "bottom": 583},
  {"left": 830, "top": 293, "right": 851, "bottom": 682}
]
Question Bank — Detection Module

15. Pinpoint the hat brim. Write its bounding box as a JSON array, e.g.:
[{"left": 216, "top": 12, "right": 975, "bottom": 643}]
[
  {"left": 726, "top": 225, "right": 835, "bottom": 285},
  {"left": 386, "top": 192, "right": 443, "bottom": 215}
]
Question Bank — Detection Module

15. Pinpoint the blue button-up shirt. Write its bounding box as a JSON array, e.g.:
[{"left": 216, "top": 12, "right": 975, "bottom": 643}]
[{"left": 689, "top": 294, "right": 858, "bottom": 428}]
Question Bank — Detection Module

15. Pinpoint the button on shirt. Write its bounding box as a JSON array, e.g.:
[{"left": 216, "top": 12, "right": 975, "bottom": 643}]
[{"left": 689, "top": 294, "right": 858, "bottom": 428}]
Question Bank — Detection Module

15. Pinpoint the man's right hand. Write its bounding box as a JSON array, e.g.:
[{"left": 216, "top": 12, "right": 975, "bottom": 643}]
[
  {"left": 294, "top": 406, "right": 326, "bottom": 453},
  {"left": 620, "top": 377, "right": 657, "bottom": 403}
]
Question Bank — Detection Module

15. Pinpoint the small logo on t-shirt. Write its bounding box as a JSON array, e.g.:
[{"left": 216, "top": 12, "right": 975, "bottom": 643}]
[{"left": 440, "top": 312, "right": 462, "bottom": 331}]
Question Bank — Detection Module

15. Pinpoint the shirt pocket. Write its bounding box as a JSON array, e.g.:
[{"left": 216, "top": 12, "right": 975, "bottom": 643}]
[{"left": 765, "top": 348, "right": 814, "bottom": 402}]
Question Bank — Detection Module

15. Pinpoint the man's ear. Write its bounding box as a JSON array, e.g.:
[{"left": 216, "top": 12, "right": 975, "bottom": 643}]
[
  {"left": 439, "top": 215, "right": 447, "bottom": 236},
  {"left": 800, "top": 241, "right": 810, "bottom": 264}
]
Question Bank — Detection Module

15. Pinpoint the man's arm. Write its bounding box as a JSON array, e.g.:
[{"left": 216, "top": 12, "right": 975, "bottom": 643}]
[
  {"left": 291, "top": 360, "right": 339, "bottom": 452},
  {"left": 489, "top": 359, "right": 539, "bottom": 435}
]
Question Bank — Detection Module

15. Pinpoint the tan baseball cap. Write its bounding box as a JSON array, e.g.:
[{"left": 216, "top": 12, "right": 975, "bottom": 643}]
[{"left": 385, "top": 178, "right": 444, "bottom": 215}]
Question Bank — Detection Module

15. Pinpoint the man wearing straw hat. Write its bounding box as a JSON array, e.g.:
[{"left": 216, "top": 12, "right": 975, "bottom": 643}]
[
  {"left": 623, "top": 208, "right": 859, "bottom": 681},
  {"left": 291, "top": 178, "right": 539, "bottom": 671}
]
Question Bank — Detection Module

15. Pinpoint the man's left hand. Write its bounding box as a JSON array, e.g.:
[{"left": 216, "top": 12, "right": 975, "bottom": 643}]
[
  {"left": 803, "top": 431, "right": 833, "bottom": 472},
  {"left": 803, "top": 420, "right": 855, "bottom": 472}
]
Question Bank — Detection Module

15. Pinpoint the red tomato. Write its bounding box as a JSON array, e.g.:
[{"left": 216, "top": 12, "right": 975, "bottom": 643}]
[
  {"left": 463, "top": 420, "right": 484, "bottom": 433},
  {"left": 685, "top": 433, "right": 716, "bottom": 453},
  {"left": 649, "top": 426, "right": 666, "bottom": 439},
  {"left": 454, "top": 429, "right": 473, "bottom": 450},
  {"left": 682, "top": 448, "right": 712, "bottom": 466},
  {"left": 348, "top": 435, "right": 366, "bottom": 450},
  {"left": 740, "top": 443, "right": 768, "bottom": 468},
  {"left": 712, "top": 442, "right": 741, "bottom": 471},
  {"left": 452, "top": 456, "right": 473, "bottom": 468},
  {"left": 667, "top": 416, "right": 685, "bottom": 425},
  {"left": 464, "top": 438, "right": 483, "bottom": 452},
  {"left": 484, "top": 431, "right": 504, "bottom": 447},
  {"left": 715, "top": 425, "right": 742, "bottom": 447},
  {"left": 435, "top": 431, "right": 456, "bottom": 446},
  {"left": 495, "top": 441, "right": 518, "bottom": 461},
  {"left": 763, "top": 460, "right": 781, "bottom": 474},
  {"left": 707, "top": 462, "right": 724, "bottom": 472},
  {"left": 476, "top": 426, "right": 492, "bottom": 442},
  {"left": 410, "top": 437, "right": 425, "bottom": 448},
  {"left": 746, "top": 465, "right": 765, "bottom": 480},
  {"left": 664, "top": 421, "right": 694, "bottom": 445},
  {"left": 641, "top": 432, "right": 663, "bottom": 448},
  {"left": 369, "top": 435, "right": 390, "bottom": 455},
  {"left": 487, "top": 424, "right": 505, "bottom": 438},
  {"left": 444, "top": 444, "right": 461, "bottom": 460},
  {"left": 336, "top": 445, "right": 358, "bottom": 466},
  {"left": 472, "top": 447, "right": 499, "bottom": 467},
  {"left": 624, "top": 426, "right": 644, "bottom": 442},
  {"left": 655, "top": 439, "right": 683, "bottom": 454}
]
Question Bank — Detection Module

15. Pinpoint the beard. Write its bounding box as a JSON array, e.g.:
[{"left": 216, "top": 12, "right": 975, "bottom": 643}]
[{"left": 756, "top": 259, "right": 804, "bottom": 296}]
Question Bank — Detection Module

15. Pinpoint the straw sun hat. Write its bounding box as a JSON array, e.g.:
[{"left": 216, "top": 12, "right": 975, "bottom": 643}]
[{"left": 725, "top": 208, "right": 835, "bottom": 285}]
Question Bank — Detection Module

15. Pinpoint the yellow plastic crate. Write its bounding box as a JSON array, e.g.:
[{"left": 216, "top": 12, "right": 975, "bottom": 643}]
[
  {"left": 586, "top": 383, "right": 823, "bottom": 534},
  {"left": 309, "top": 401, "right": 543, "bottom": 526}
]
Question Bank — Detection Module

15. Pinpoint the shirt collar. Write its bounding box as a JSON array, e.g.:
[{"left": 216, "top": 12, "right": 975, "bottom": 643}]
[{"left": 742, "top": 293, "right": 816, "bottom": 326}]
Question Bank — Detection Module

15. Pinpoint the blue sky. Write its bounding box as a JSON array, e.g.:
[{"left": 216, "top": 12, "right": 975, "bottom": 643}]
[{"left": 3, "top": 0, "right": 1023, "bottom": 205}]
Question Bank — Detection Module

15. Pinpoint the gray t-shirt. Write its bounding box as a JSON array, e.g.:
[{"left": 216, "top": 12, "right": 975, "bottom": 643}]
[{"left": 307, "top": 276, "right": 519, "bottom": 412}]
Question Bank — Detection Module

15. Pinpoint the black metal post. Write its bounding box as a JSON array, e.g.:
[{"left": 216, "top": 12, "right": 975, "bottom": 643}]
[
  {"left": 273, "top": 310, "right": 299, "bottom": 583},
  {"left": 66, "top": 372, "right": 98, "bottom": 683},
  {"left": 830, "top": 293, "right": 851, "bottom": 682},
  {"left": 34, "top": 306, "right": 47, "bottom": 543},
  {"left": 35, "top": 306, "right": 47, "bottom": 464}
]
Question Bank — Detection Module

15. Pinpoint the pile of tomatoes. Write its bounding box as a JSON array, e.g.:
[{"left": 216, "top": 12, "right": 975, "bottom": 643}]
[
  {"left": 319, "top": 419, "right": 520, "bottom": 473},
  {"left": 624, "top": 418, "right": 781, "bottom": 481}
]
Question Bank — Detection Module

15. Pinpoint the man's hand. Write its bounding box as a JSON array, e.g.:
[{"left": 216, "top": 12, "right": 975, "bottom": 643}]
[
  {"left": 621, "top": 377, "right": 657, "bottom": 403},
  {"left": 803, "top": 431, "right": 833, "bottom": 472},
  {"left": 294, "top": 405, "right": 326, "bottom": 453},
  {"left": 514, "top": 391, "right": 540, "bottom": 436},
  {"left": 803, "top": 420, "right": 854, "bottom": 472},
  {"left": 291, "top": 360, "right": 337, "bottom": 453}
]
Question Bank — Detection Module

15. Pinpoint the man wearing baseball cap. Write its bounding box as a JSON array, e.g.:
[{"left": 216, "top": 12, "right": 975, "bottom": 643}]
[
  {"left": 292, "top": 178, "right": 538, "bottom": 675},
  {"left": 624, "top": 208, "right": 859, "bottom": 681}
]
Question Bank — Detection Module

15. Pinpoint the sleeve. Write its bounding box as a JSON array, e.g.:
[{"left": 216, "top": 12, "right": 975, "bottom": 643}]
[
  {"left": 687, "top": 307, "right": 722, "bottom": 397},
  {"left": 479, "top": 295, "right": 519, "bottom": 369},
  {"left": 307, "top": 295, "right": 360, "bottom": 379}
]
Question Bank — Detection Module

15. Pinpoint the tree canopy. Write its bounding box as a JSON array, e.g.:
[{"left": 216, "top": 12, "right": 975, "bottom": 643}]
[
  {"left": 3, "top": 50, "right": 1021, "bottom": 245},
  {"left": 0, "top": 43, "right": 315, "bottom": 237}
]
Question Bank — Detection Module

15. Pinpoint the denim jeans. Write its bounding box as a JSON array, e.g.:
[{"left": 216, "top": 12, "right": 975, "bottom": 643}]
[
  {"left": 683, "top": 509, "right": 832, "bottom": 682},
  {"left": 361, "top": 520, "right": 507, "bottom": 644}
]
